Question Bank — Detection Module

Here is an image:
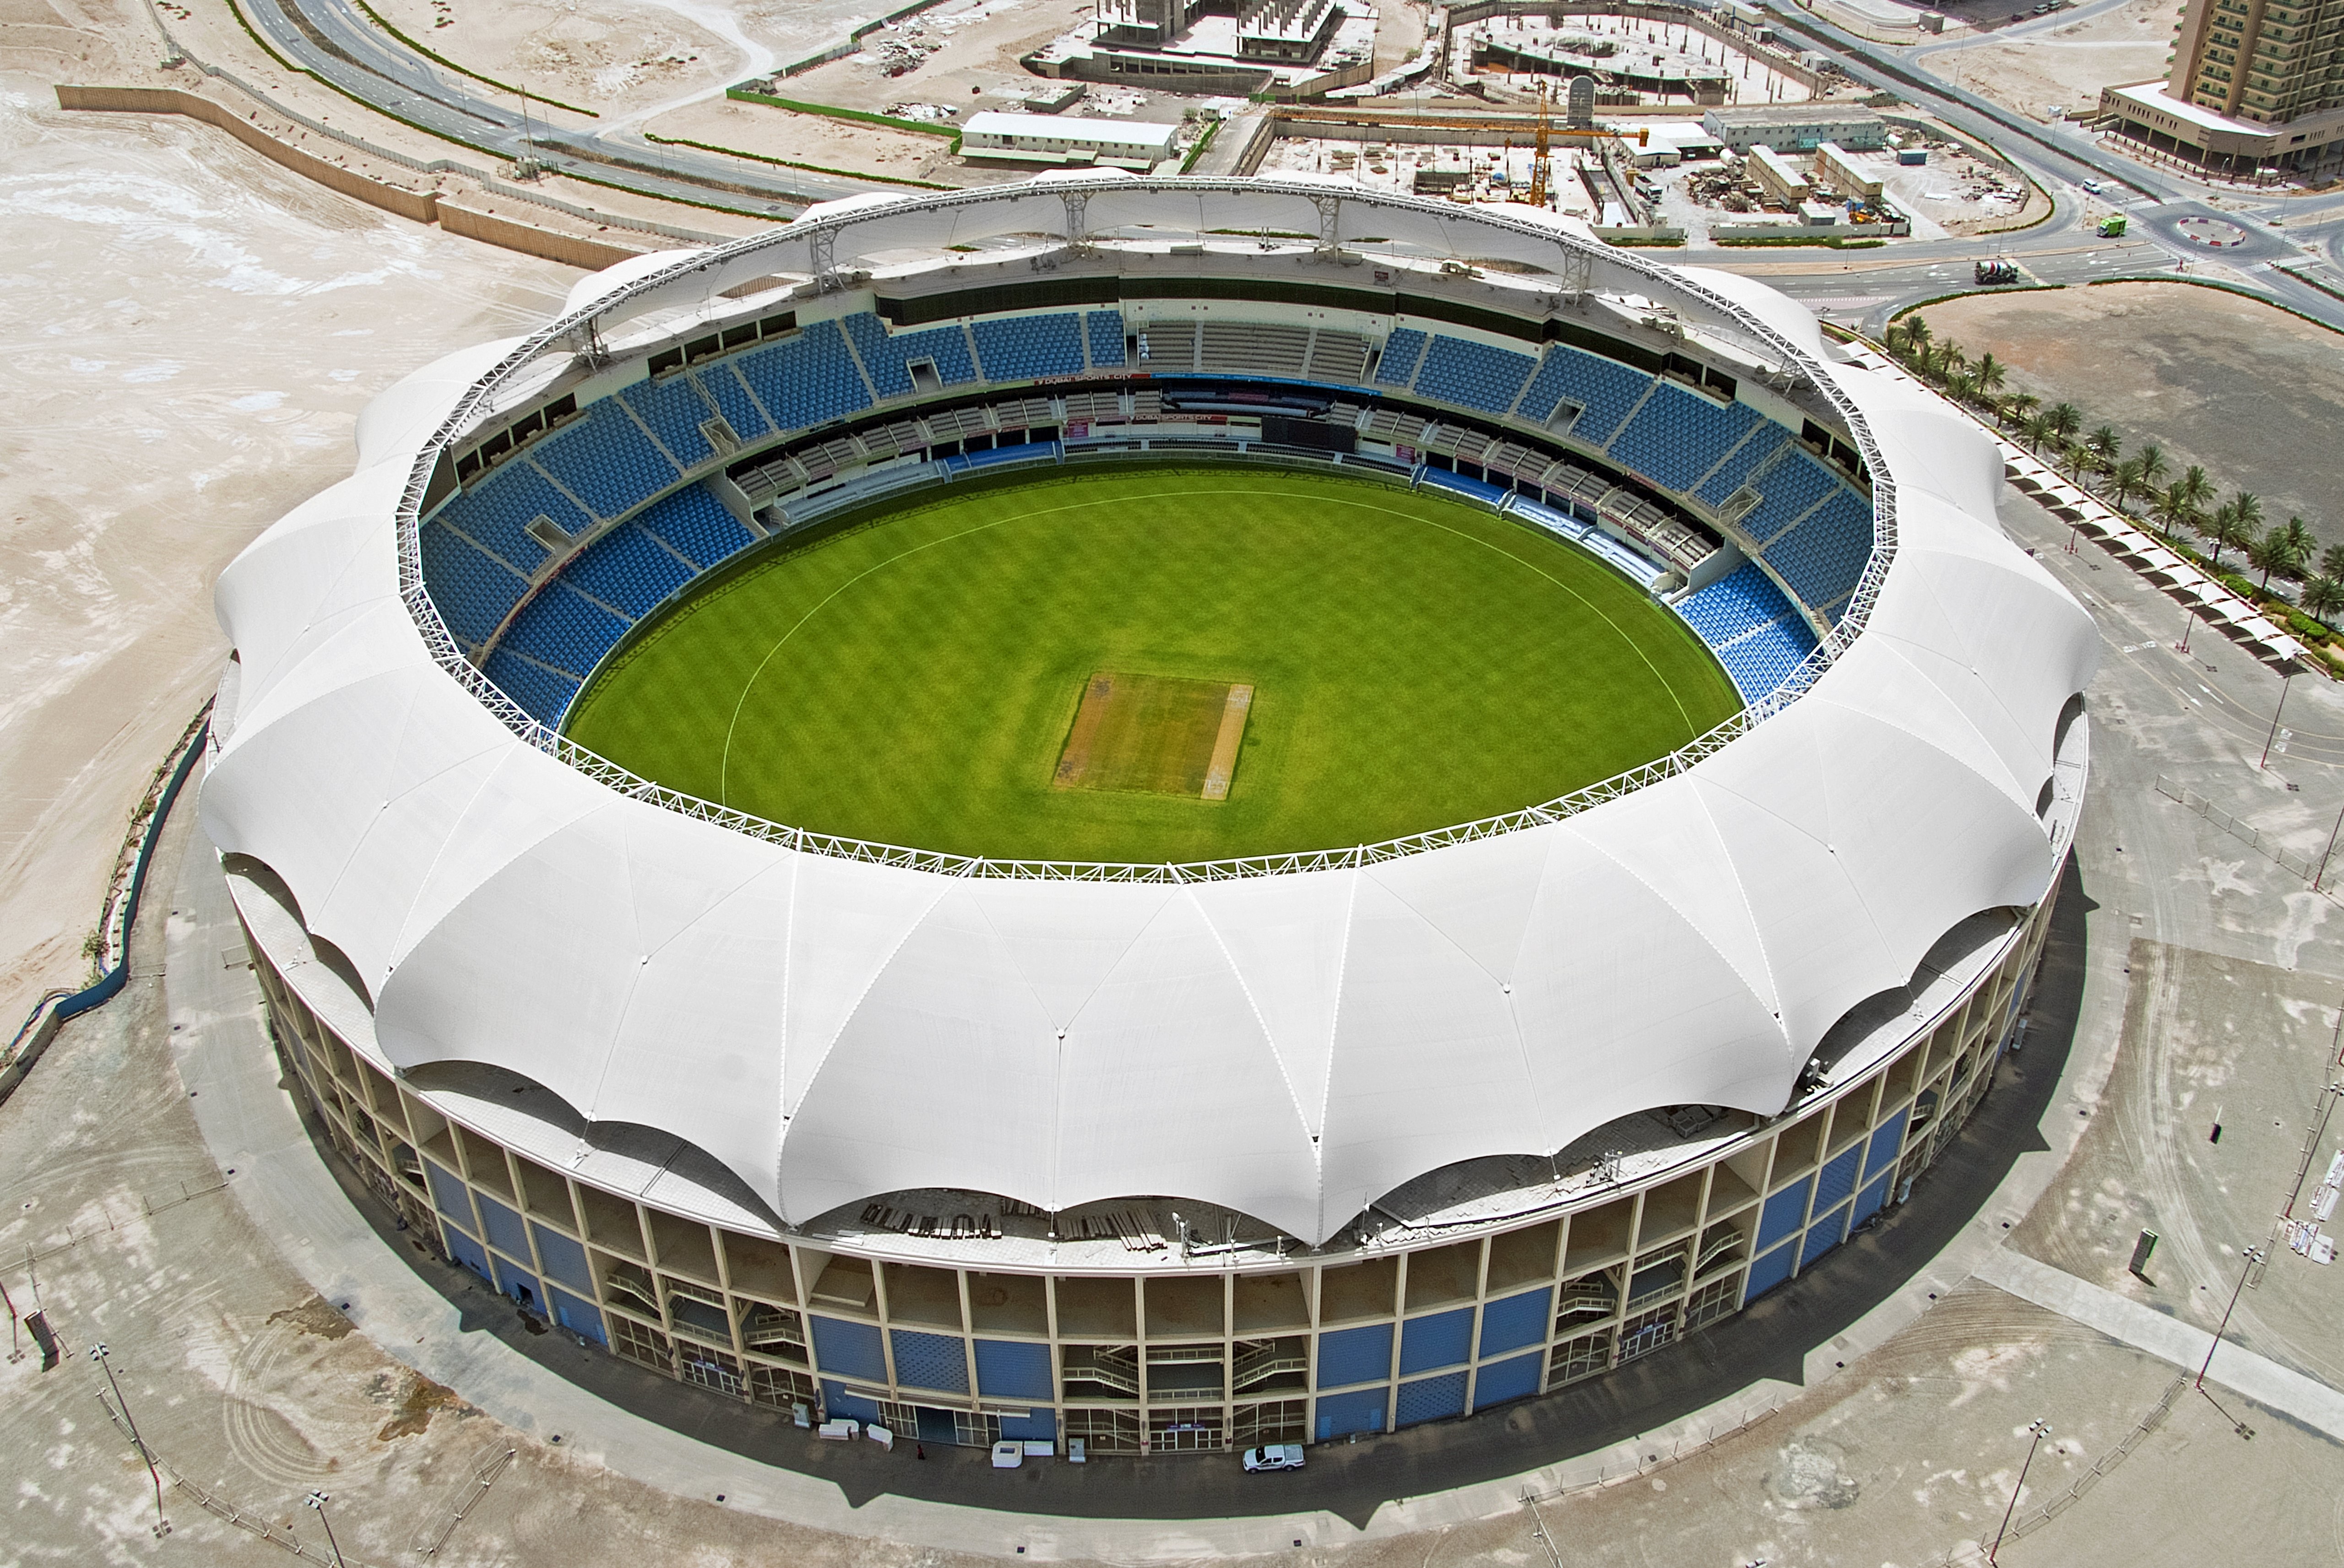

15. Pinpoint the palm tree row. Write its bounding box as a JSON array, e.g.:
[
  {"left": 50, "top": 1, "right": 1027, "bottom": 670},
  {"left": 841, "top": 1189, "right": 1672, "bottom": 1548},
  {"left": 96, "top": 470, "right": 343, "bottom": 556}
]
[{"left": 1883, "top": 314, "right": 2344, "bottom": 633}]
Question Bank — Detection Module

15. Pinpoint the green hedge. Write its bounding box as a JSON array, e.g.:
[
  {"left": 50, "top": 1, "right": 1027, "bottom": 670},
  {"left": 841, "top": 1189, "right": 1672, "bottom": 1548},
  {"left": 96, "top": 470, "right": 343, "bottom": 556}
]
[
  {"left": 642, "top": 131, "right": 949, "bottom": 190},
  {"left": 726, "top": 87, "right": 960, "bottom": 151}
]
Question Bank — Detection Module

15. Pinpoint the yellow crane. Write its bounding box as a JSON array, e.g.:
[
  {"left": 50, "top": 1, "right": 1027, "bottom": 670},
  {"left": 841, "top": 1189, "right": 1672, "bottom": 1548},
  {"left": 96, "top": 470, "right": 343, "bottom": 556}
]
[{"left": 1525, "top": 81, "right": 1552, "bottom": 209}]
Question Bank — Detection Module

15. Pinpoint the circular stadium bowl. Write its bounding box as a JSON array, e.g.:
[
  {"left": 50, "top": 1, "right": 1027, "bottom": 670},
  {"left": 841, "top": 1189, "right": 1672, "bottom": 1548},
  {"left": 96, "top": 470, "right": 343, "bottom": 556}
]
[{"left": 202, "top": 178, "right": 2097, "bottom": 1454}]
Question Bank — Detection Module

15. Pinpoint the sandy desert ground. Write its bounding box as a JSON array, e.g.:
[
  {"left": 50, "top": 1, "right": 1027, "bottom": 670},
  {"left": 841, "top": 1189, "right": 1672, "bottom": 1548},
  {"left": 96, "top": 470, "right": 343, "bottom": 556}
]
[
  {"left": 1920, "top": 280, "right": 2344, "bottom": 549},
  {"left": 0, "top": 73, "right": 574, "bottom": 1036},
  {"left": 1925, "top": 0, "right": 2176, "bottom": 123}
]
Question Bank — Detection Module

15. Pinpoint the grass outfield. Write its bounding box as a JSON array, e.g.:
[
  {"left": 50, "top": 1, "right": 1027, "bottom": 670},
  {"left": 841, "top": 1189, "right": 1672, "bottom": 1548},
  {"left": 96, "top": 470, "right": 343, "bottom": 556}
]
[{"left": 563, "top": 466, "right": 1742, "bottom": 865}]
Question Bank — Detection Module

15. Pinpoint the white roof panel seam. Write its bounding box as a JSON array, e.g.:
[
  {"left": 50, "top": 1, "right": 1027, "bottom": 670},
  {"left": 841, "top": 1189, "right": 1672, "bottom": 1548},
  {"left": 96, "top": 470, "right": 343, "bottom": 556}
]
[{"left": 1184, "top": 887, "right": 1321, "bottom": 1157}]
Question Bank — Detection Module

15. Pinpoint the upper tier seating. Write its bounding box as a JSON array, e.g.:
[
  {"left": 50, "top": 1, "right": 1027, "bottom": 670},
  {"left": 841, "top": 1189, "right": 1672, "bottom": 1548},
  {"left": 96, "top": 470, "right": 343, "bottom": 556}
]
[
  {"left": 1736, "top": 448, "right": 1841, "bottom": 547},
  {"left": 1762, "top": 489, "right": 1873, "bottom": 614},
  {"left": 1085, "top": 310, "right": 1126, "bottom": 369},
  {"left": 970, "top": 313, "right": 1087, "bottom": 381},
  {"left": 561, "top": 519, "right": 697, "bottom": 620},
  {"left": 1413, "top": 336, "right": 1538, "bottom": 416},
  {"left": 1516, "top": 345, "right": 1653, "bottom": 445},
  {"left": 434, "top": 458, "right": 591, "bottom": 576},
  {"left": 617, "top": 373, "right": 721, "bottom": 469},
  {"left": 1607, "top": 382, "right": 1765, "bottom": 495},
  {"left": 698, "top": 361, "right": 777, "bottom": 447},
  {"left": 635, "top": 484, "right": 756, "bottom": 571},
  {"left": 419, "top": 520, "right": 530, "bottom": 649},
  {"left": 483, "top": 648, "right": 582, "bottom": 727},
  {"left": 1677, "top": 562, "right": 1795, "bottom": 649},
  {"left": 734, "top": 319, "right": 873, "bottom": 432},
  {"left": 500, "top": 581, "right": 629, "bottom": 681},
  {"left": 530, "top": 396, "right": 683, "bottom": 521},
  {"left": 1694, "top": 427, "right": 1788, "bottom": 509},
  {"left": 1374, "top": 328, "right": 1429, "bottom": 387},
  {"left": 846, "top": 313, "right": 978, "bottom": 400}
]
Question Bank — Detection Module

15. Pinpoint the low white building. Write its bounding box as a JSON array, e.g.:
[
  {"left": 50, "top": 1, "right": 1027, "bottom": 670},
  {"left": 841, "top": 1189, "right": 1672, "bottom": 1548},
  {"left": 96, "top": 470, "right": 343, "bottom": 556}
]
[{"left": 960, "top": 112, "right": 1180, "bottom": 169}]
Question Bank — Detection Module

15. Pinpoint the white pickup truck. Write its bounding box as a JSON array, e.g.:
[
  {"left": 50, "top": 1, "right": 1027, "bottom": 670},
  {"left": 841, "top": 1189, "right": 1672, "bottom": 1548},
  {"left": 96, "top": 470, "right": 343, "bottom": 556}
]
[{"left": 1242, "top": 1444, "right": 1305, "bottom": 1472}]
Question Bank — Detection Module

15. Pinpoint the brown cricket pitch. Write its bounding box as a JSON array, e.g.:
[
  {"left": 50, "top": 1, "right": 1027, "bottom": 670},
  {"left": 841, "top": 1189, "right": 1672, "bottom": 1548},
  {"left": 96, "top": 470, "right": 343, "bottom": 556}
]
[{"left": 1053, "top": 671, "right": 1255, "bottom": 801}]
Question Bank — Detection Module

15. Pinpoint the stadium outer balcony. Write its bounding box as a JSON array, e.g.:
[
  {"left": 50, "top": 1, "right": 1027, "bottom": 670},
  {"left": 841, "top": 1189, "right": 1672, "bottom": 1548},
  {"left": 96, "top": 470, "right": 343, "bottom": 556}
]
[{"left": 232, "top": 778, "right": 2079, "bottom": 1456}]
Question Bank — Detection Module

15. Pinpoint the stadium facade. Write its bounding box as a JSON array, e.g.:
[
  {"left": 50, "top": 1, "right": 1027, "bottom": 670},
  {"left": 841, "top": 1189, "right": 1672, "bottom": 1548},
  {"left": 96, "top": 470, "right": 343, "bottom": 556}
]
[{"left": 202, "top": 176, "right": 2094, "bottom": 1456}]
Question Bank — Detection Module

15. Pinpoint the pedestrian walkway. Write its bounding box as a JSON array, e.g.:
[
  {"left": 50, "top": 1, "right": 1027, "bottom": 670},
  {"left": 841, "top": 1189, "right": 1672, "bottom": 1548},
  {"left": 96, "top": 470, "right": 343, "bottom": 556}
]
[{"left": 1971, "top": 1248, "right": 2344, "bottom": 1442}]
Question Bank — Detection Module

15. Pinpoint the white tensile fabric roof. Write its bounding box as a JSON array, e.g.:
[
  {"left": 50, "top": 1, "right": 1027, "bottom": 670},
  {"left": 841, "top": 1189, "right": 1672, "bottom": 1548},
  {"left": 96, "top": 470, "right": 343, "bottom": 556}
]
[{"left": 201, "top": 180, "right": 2097, "bottom": 1246}]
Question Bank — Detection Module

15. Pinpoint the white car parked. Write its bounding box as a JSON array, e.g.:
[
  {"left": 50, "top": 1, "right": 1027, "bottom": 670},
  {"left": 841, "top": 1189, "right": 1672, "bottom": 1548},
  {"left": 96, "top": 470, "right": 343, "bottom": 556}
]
[{"left": 1243, "top": 1444, "right": 1305, "bottom": 1472}]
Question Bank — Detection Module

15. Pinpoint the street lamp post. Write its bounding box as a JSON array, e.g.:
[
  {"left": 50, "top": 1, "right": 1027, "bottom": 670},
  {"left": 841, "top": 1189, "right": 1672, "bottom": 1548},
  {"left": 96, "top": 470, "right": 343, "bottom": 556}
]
[
  {"left": 2260, "top": 670, "right": 2294, "bottom": 768},
  {"left": 1988, "top": 1418, "right": 2051, "bottom": 1564},
  {"left": 306, "top": 1490, "right": 349, "bottom": 1568},
  {"left": 89, "top": 1344, "right": 168, "bottom": 1536},
  {"left": 2195, "top": 1244, "right": 2267, "bottom": 1440}
]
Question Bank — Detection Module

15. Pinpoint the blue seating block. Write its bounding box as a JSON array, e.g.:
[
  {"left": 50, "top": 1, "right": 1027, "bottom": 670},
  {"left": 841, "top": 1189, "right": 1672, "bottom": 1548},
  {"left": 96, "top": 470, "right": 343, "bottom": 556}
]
[
  {"left": 636, "top": 484, "right": 754, "bottom": 571},
  {"left": 436, "top": 460, "right": 589, "bottom": 575},
  {"left": 734, "top": 319, "right": 873, "bottom": 433},
  {"left": 562, "top": 522, "right": 696, "bottom": 619},
  {"left": 1677, "top": 563, "right": 1794, "bottom": 649},
  {"left": 1375, "top": 327, "right": 1428, "bottom": 387},
  {"left": 419, "top": 520, "right": 530, "bottom": 647},
  {"left": 844, "top": 311, "right": 977, "bottom": 398},
  {"left": 502, "top": 582, "right": 629, "bottom": 681},
  {"left": 531, "top": 399, "right": 681, "bottom": 520},
  {"left": 1695, "top": 427, "right": 1787, "bottom": 508},
  {"left": 483, "top": 648, "right": 581, "bottom": 725},
  {"left": 617, "top": 374, "right": 719, "bottom": 468},
  {"left": 1738, "top": 449, "right": 1839, "bottom": 546},
  {"left": 969, "top": 312, "right": 1086, "bottom": 381},
  {"left": 1422, "top": 467, "right": 1509, "bottom": 506},
  {"left": 1607, "top": 381, "right": 1764, "bottom": 494},
  {"left": 698, "top": 362, "right": 775, "bottom": 445},
  {"left": 1412, "top": 335, "right": 1537, "bottom": 415},
  {"left": 1515, "top": 345, "right": 1653, "bottom": 445},
  {"left": 1763, "top": 489, "right": 1873, "bottom": 610},
  {"left": 1084, "top": 309, "right": 1125, "bottom": 368},
  {"left": 1716, "top": 614, "right": 1819, "bottom": 703}
]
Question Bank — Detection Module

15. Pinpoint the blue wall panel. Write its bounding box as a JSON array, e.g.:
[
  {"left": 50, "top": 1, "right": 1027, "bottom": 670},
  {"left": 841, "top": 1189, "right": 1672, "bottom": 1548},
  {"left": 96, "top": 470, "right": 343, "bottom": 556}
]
[
  {"left": 477, "top": 1194, "right": 531, "bottom": 1265},
  {"left": 998, "top": 1407, "right": 1058, "bottom": 1443},
  {"left": 1813, "top": 1145, "right": 1861, "bottom": 1214},
  {"left": 1758, "top": 1176, "right": 1813, "bottom": 1252},
  {"left": 548, "top": 1286, "right": 605, "bottom": 1344},
  {"left": 1473, "top": 1351, "right": 1543, "bottom": 1411},
  {"left": 1477, "top": 1287, "right": 1551, "bottom": 1359},
  {"left": 530, "top": 1223, "right": 594, "bottom": 1295},
  {"left": 444, "top": 1223, "right": 491, "bottom": 1282},
  {"left": 1743, "top": 1240, "right": 1795, "bottom": 1303},
  {"left": 1395, "top": 1371, "right": 1468, "bottom": 1427},
  {"left": 1399, "top": 1308, "right": 1474, "bottom": 1376},
  {"left": 1316, "top": 1323, "right": 1394, "bottom": 1389},
  {"left": 1801, "top": 1203, "right": 1851, "bottom": 1268},
  {"left": 821, "top": 1380, "right": 883, "bottom": 1424},
  {"left": 1867, "top": 1109, "right": 1910, "bottom": 1180},
  {"left": 1314, "top": 1386, "right": 1386, "bottom": 1440},
  {"left": 811, "top": 1316, "right": 887, "bottom": 1384},
  {"left": 1852, "top": 1170, "right": 1893, "bottom": 1228},
  {"left": 492, "top": 1254, "right": 541, "bottom": 1307},
  {"left": 426, "top": 1162, "right": 473, "bottom": 1227},
  {"left": 975, "top": 1339, "right": 1053, "bottom": 1401},
  {"left": 890, "top": 1328, "right": 970, "bottom": 1394}
]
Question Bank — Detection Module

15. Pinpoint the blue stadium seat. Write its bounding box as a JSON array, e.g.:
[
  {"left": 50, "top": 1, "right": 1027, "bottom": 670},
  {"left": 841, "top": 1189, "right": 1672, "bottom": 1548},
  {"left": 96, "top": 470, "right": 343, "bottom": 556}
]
[
  {"left": 562, "top": 521, "right": 697, "bottom": 620},
  {"left": 1715, "top": 614, "right": 1820, "bottom": 703},
  {"left": 1375, "top": 328, "right": 1428, "bottom": 387},
  {"left": 969, "top": 313, "right": 1086, "bottom": 381},
  {"left": 734, "top": 319, "right": 874, "bottom": 433},
  {"left": 697, "top": 362, "right": 776, "bottom": 446},
  {"left": 1422, "top": 467, "right": 1509, "bottom": 506},
  {"left": 635, "top": 483, "right": 755, "bottom": 571},
  {"left": 483, "top": 648, "right": 582, "bottom": 726},
  {"left": 1515, "top": 345, "right": 1653, "bottom": 445},
  {"left": 1763, "top": 489, "right": 1874, "bottom": 610},
  {"left": 419, "top": 520, "right": 530, "bottom": 648},
  {"left": 530, "top": 398, "right": 682, "bottom": 520},
  {"left": 844, "top": 312, "right": 978, "bottom": 399},
  {"left": 1737, "top": 449, "right": 1841, "bottom": 546},
  {"left": 1607, "top": 381, "right": 1765, "bottom": 494},
  {"left": 431, "top": 460, "right": 588, "bottom": 575},
  {"left": 1412, "top": 335, "right": 1537, "bottom": 415},
  {"left": 1695, "top": 427, "right": 1788, "bottom": 509},
  {"left": 617, "top": 374, "right": 720, "bottom": 469},
  {"left": 1084, "top": 310, "right": 1125, "bottom": 369},
  {"left": 501, "top": 581, "right": 630, "bottom": 681},
  {"left": 1676, "top": 562, "right": 1795, "bottom": 649}
]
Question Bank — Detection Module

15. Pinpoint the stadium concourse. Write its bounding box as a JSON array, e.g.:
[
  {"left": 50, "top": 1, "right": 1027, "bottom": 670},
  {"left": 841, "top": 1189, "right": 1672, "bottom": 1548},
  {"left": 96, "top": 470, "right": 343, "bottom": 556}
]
[{"left": 197, "top": 175, "right": 2096, "bottom": 1464}]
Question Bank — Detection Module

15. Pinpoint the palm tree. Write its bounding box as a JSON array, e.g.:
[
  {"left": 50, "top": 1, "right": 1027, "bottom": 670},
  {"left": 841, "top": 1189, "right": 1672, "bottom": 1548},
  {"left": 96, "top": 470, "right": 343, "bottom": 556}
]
[
  {"left": 2178, "top": 464, "right": 2215, "bottom": 517},
  {"left": 2279, "top": 515, "right": 2317, "bottom": 570},
  {"left": 2045, "top": 402, "right": 2084, "bottom": 453},
  {"left": 2135, "top": 441, "right": 2168, "bottom": 498},
  {"left": 1927, "top": 340, "right": 1966, "bottom": 384},
  {"left": 2109, "top": 455, "right": 2148, "bottom": 513},
  {"left": 2230, "top": 490, "right": 2265, "bottom": 544},
  {"left": 2321, "top": 541, "right": 2344, "bottom": 583},
  {"left": 2000, "top": 390, "right": 2040, "bottom": 431},
  {"left": 2203, "top": 499, "right": 2252, "bottom": 570},
  {"left": 1894, "top": 313, "right": 1933, "bottom": 366},
  {"left": 2304, "top": 574, "right": 2344, "bottom": 625},
  {"left": 1944, "top": 369, "right": 1978, "bottom": 406},
  {"left": 2150, "top": 480, "right": 2192, "bottom": 541},
  {"left": 1972, "top": 351, "right": 2008, "bottom": 404},
  {"left": 2249, "top": 525, "right": 2308, "bottom": 591},
  {"left": 2020, "top": 411, "right": 2056, "bottom": 454},
  {"left": 2084, "top": 425, "right": 2123, "bottom": 485}
]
